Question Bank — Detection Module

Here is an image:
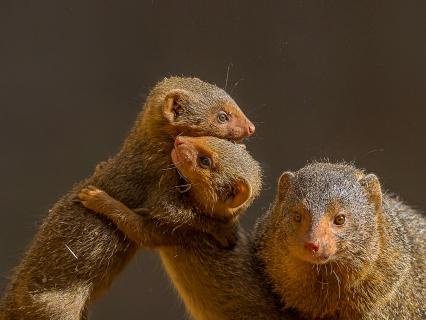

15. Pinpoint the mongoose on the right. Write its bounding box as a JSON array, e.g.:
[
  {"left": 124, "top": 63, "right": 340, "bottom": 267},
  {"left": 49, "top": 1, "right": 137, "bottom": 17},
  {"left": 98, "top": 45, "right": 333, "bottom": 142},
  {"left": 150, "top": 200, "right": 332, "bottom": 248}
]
[{"left": 254, "top": 162, "right": 426, "bottom": 319}]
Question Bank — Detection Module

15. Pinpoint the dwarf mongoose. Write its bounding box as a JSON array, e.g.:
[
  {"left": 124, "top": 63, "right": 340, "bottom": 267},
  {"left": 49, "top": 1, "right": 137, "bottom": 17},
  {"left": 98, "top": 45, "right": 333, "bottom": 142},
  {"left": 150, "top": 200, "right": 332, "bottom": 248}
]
[
  {"left": 78, "top": 136, "right": 292, "bottom": 320},
  {"left": 1, "top": 77, "right": 254, "bottom": 320},
  {"left": 255, "top": 162, "right": 426, "bottom": 319}
]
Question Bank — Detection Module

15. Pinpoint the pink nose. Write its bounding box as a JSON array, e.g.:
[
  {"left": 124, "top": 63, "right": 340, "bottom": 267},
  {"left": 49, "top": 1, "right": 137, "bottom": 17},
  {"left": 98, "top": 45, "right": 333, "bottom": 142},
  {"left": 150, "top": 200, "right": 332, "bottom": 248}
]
[
  {"left": 175, "top": 136, "right": 185, "bottom": 147},
  {"left": 247, "top": 123, "right": 255, "bottom": 136},
  {"left": 304, "top": 242, "right": 320, "bottom": 252}
]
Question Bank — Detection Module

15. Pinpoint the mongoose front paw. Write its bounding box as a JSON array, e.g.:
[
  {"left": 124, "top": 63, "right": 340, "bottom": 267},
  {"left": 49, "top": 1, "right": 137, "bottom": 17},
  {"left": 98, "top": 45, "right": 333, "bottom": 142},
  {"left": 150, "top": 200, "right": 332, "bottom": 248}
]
[{"left": 78, "top": 186, "right": 109, "bottom": 213}]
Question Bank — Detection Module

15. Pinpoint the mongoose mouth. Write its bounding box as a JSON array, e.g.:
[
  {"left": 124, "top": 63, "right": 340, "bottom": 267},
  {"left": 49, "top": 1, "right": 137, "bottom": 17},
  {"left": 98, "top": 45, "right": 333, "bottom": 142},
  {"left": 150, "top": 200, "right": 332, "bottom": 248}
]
[
  {"left": 308, "top": 255, "right": 331, "bottom": 264},
  {"left": 174, "top": 169, "right": 191, "bottom": 194},
  {"left": 297, "top": 250, "right": 333, "bottom": 264},
  {"left": 171, "top": 146, "right": 193, "bottom": 194},
  {"left": 171, "top": 147, "right": 196, "bottom": 183}
]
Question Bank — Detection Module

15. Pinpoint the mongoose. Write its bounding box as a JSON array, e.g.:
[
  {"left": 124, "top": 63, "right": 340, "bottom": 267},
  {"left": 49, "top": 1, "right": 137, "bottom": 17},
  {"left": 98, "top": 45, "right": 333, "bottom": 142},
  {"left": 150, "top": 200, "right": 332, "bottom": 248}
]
[
  {"left": 1, "top": 77, "right": 255, "bottom": 320},
  {"left": 78, "top": 136, "right": 293, "bottom": 320},
  {"left": 254, "top": 162, "right": 426, "bottom": 319}
]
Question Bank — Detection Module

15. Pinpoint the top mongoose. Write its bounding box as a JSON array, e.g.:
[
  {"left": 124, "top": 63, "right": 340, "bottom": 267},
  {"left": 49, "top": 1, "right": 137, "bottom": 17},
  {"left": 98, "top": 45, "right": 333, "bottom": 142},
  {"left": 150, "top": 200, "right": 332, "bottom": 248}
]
[{"left": 1, "top": 77, "right": 255, "bottom": 320}]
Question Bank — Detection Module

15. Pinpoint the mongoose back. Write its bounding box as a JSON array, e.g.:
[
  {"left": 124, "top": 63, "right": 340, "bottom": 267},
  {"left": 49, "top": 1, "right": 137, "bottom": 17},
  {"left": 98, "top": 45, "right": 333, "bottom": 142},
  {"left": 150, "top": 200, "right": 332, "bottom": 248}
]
[
  {"left": 255, "top": 162, "right": 426, "bottom": 319},
  {"left": 78, "top": 136, "right": 294, "bottom": 320},
  {"left": 1, "top": 77, "right": 255, "bottom": 320}
]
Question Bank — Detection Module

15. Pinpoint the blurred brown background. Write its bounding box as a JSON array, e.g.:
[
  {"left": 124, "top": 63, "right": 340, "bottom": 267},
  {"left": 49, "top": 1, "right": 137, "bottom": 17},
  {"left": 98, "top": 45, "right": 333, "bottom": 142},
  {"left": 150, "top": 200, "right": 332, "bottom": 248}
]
[{"left": 1, "top": 1, "right": 425, "bottom": 319}]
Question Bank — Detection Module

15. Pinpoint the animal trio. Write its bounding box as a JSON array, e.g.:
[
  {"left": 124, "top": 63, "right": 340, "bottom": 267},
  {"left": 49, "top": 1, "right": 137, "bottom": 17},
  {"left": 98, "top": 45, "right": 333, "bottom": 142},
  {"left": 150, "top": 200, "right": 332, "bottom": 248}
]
[{"left": 1, "top": 77, "right": 424, "bottom": 319}]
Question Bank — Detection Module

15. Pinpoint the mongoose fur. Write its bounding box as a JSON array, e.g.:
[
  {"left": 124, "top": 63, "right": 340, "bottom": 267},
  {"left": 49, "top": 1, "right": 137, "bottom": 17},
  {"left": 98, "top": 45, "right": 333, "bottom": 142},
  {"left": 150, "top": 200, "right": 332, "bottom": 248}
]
[
  {"left": 254, "top": 162, "right": 426, "bottom": 319},
  {"left": 78, "top": 136, "right": 295, "bottom": 320},
  {"left": 1, "top": 77, "right": 254, "bottom": 320}
]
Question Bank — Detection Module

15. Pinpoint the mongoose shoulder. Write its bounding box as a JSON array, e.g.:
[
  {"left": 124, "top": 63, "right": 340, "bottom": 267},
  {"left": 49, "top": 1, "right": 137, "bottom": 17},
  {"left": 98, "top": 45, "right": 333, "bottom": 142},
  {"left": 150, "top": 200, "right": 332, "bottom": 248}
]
[
  {"left": 78, "top": 136, "right": 295, "bottom": 320},
  {"left": 254, "top": 162, "right": 426, "bottom": 319},
  {"left": 1, "top": 77, "right": 254, "bottom": 320}
]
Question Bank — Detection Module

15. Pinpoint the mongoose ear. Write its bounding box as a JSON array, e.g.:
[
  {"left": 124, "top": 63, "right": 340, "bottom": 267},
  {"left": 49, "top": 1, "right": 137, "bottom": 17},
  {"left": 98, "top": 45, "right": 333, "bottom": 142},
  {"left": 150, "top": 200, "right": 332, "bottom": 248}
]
[
  {"left": 226, "top": 180, "right": 252, "bottom": 210},
  {"left": 277, "top": 171, "right": 295, "bottom": 202},
  {"left": 360, "top": 174, "right": 382, "bottom": 210},
  {"left": 163, "top": 89, "right": 190, "bottom": 123}
]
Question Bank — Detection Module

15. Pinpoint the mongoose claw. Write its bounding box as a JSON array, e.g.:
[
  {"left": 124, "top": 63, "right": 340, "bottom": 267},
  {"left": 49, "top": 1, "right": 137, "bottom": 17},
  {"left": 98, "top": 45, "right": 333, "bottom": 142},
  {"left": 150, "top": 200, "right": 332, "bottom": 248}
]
[{"left": 78, "top": 186, "right": 109, "bottom": 213}]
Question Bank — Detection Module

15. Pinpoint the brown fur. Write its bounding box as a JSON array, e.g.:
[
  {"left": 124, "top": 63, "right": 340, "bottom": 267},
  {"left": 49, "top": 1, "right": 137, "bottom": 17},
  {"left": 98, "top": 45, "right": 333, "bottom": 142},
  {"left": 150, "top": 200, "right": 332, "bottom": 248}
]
[
  {"left": 0, "top": 77, "right": 254, "bottom": 319},
  {"left": 76, "top": 137, "right": 299, "bottom": 320},
  {"left": 254, "top": 162, "right": 426, "bottom": 319}
]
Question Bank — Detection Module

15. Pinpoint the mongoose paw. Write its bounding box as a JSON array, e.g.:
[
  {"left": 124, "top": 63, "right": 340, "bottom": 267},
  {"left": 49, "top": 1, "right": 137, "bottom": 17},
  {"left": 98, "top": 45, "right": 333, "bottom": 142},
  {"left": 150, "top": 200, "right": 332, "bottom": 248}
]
[{"left": 78, "top": 186, "right": 109, "bottom": 213}]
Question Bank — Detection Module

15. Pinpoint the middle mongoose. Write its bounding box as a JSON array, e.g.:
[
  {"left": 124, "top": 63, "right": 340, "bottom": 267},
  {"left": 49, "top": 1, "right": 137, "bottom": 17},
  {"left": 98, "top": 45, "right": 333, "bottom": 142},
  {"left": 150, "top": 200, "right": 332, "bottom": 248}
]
[{"left": 78, "top": 136, "right": 293, "bottom": 320}]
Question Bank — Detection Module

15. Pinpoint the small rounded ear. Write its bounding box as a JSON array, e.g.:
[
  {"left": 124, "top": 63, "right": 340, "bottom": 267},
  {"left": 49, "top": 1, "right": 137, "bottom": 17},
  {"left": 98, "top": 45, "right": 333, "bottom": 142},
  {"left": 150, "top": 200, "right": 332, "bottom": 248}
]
[
  {"left": 277, "top": 171, "right": 294, "bottom": 203},
  {"left": 360, "top": 173, "right": 382, "bottom": 210},
  {"left": 226, "top": 180, "right": 252, "bottom": 210},
  {"left": 163, "top": 89, "right": 190, "bottom": 123}
]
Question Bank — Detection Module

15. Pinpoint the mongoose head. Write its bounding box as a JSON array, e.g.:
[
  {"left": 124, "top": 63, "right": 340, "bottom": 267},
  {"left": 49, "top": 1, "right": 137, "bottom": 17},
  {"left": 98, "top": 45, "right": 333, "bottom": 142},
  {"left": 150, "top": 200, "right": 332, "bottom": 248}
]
[
  {"left": 142, "top": 77, "right": 255, "bottom": 141},
  {"left": 270, "top": 162, "right": 382, "bottom": 266},
  {"left": 171, "top": 136, "right": 262, "bottom": 219}
]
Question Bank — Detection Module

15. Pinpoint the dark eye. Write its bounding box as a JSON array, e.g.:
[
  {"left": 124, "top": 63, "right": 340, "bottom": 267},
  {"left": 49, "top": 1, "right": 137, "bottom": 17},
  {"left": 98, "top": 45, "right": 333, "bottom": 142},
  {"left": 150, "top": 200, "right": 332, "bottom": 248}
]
[
  {"left": 294, "top": 212, "right": 302, "bottom": 223},
  {"left": 334, "top": 215, "right": 346, "bottom": 226},
  {"left": 217, "top": 111, "right": 229, "bottom": 123},
  {"left": 198, "top": 156, "right": 212, "bottom": 169}
]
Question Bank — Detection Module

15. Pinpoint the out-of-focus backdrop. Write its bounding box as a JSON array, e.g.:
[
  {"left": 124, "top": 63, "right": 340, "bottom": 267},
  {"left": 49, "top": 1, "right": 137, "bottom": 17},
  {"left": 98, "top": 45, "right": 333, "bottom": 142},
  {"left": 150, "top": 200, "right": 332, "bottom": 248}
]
[{"left": 1, "top": 1, "right": 425, "bottom": 319}]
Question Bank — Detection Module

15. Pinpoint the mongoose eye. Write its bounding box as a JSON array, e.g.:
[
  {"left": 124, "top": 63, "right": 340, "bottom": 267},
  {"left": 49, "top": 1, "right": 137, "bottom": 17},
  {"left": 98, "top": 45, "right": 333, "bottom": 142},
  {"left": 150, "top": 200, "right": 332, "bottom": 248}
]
[
  {"left": 217, "top": 111, "right": 229, "bottom": 123},
  {"left": 334, "top": 214, "right": 346, "bottom": 226},
  {"left": 198, "top": 156, "right": 212, "bottom": 169},
  {"left": 294, "top": 212, "right": 302, "bottom": 223}
]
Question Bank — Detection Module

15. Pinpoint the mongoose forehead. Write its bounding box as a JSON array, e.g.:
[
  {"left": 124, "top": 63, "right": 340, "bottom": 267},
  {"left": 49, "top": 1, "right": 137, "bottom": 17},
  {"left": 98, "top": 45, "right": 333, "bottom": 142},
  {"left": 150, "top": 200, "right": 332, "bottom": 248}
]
[
  {"left": 148, "top": 77, "right": 237, "bottom": 106},
  {"left": 291, "top": 162, "right": 369, "bottom": 216}
]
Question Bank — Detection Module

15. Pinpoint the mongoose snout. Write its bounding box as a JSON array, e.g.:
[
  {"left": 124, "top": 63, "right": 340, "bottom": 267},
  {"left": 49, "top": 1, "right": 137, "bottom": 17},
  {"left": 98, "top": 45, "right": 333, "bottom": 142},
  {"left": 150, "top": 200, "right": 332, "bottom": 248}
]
[
  {"left": 171, "top": 136, "right": 199, "bottom": 168},
  {"left": 302, "top": 239, "right": 335, "bottom": 264},
  {"left": 229, "top": 114, "right": 255, "bottom": 138},
  {"left": 300, "top": 216, "right": 342, "bottom": 264},
  {"left": 304, "top": 241, "right": 319, "bottom": 252},
  {"left": 207, "top": 102, "right": 255, "bottom": 140}
]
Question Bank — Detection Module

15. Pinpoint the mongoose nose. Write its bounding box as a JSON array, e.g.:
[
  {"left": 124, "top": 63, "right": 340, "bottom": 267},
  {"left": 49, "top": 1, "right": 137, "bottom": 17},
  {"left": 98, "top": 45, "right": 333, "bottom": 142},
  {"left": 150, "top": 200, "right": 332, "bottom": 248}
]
[
  {"left": 247, "top": 123, "right": 255, "bottom": 136},
  {"left": 304, "top": 242, "right": 320, "bottom": 252},
  {"left": 174, "top": 136, "right": 185, "bottom": 147}
]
